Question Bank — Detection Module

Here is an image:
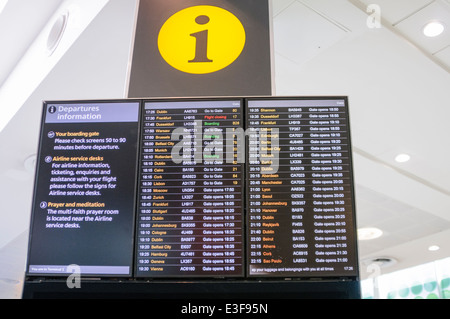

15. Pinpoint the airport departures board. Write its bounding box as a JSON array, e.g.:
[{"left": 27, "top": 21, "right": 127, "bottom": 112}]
[{"left": 26, "top": 97, "right": 358, "bottom": 280}]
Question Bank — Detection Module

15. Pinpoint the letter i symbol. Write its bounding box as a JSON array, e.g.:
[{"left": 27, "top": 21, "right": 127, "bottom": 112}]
[
  {"left": 158, "top": 6, "right": 245, "bottom": 74},
  {"left": 189, "top": 15, "right": 213, "bottom": 63}
]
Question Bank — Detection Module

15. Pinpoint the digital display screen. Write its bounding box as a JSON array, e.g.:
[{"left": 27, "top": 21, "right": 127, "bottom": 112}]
[
  {"left": 135, "top": 99, "right": 244, "bottom": 277},
  {"left": 26, "top": 97, "right": 358, "bottom": 280},
  {"left": 246, "top": 98, "right": 358, "bottom": 277},
  {"left": 27, "top": 101, "right": 141, "bottom": 276}
]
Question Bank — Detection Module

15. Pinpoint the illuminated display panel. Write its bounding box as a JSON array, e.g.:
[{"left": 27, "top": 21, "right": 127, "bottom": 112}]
[{"left": 246, "top": 97, "right": 358, "bottom": 277}]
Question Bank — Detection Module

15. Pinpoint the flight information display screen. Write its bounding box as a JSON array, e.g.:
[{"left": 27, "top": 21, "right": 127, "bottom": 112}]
[
  {"left": 26, "top": 97, "right": 358, "bottom": 280},
  {"left": 135, "top": 99, "right": 244, "bottom": 277},
  {"left": 246, "top": 97, "right": 358, "bottom": 277}
]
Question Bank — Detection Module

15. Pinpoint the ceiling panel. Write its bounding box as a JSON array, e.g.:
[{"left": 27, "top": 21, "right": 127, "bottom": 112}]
[
  {"left": 273, "top": 1, "right": 347, "bottom": 65},
  {"left": 0, "top": 0, "right": 449, "bottom": 297}
]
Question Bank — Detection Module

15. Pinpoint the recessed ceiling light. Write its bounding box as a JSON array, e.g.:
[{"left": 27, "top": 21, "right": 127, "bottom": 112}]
[
  {"left": 395, "top": 153, "right": 411, "bottom": 163},
  {"left": 423, "top": 21, "right": 445, "bottom": 37},
  {"left": 358, "top": 227, "right": 383, "bottom": 241},
  {"left": 428, "top": 245, "right": 440, "bottom": 252}
]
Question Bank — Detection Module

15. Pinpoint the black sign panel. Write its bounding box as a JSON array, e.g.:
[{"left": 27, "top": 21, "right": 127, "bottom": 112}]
[
  {"left": 26, "top": 101, "right": 141, "bottom": 277},
  {"left": 245, "top": 97, "right": 358, "bottom": 277},
  {"left": 128, "top": 0, "right": 272, "bottom": 97},
  {"left": 135, "top": 99, "right": 244, "bottom": 277}
]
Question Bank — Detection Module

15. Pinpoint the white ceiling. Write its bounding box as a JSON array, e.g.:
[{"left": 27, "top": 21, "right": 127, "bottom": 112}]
[
  {"left": 0, "top": 0, "right": 450, "bottom": 298},
  {"left": 273, "top": 0, "right": 450, "bottom": 276},
  {"left": 0, "top": 0, "right": 64, "bottom": 88}
]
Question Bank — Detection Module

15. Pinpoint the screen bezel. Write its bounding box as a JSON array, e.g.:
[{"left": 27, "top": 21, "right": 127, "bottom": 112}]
[
  {"left": 25, "top": 96, "right": 359, "bottom": 282},
  {"left": 25, "top": 99, "right": 142, "bottom": 278}
]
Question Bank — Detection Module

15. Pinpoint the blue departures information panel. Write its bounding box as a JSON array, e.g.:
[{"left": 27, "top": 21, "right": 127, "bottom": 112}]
[
  {"left": 26, "top": 97, "right": 358, "bottom": 281},
  {"left": 27, "top": 101, "right": 141, "bottom": 276}
]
